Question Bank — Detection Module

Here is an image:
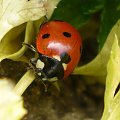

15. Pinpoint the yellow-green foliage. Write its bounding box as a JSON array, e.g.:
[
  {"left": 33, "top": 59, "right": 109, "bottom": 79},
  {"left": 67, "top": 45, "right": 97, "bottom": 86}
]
[{"left": 102, "top": 35, "right": 120, "bottom": 120}]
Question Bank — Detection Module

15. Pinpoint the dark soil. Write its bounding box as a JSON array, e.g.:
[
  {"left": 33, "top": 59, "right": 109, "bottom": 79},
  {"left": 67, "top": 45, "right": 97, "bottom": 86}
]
[{"left": 0, "top": 59, "right": 104, "bottom": 120}]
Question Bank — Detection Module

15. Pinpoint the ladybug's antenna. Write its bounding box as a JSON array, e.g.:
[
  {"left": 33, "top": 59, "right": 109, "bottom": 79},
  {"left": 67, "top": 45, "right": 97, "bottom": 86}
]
[{"left": 22, "top": 43, "right": 37, "bottom": 52}]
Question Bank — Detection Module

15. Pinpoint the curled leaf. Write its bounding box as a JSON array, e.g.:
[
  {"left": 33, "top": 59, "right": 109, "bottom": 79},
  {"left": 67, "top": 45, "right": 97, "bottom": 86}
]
[
  {"left": 0, "top": 0, "right": 60, "bottom": 62},
  {"left": 0, "top": 21, "right": 35, "bottom": 62},
  {"left": 0, "top": 0, "right": 47, "bottom": 42}
]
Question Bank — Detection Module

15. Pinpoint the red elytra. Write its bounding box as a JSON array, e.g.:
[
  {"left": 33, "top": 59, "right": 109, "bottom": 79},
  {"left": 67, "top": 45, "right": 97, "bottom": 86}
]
[{"left": 36, "top": 20, "right": 82, "bottom": 78}]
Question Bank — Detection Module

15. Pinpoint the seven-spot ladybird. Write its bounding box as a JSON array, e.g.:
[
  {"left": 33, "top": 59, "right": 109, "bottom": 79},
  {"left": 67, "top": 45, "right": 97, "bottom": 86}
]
[{"left": 29, "top": 20, "right": 82, "bottom": 81}]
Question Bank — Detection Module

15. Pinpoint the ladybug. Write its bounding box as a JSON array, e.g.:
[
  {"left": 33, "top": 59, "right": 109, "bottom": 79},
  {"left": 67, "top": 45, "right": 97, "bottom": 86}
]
[{"left": 27, "top": 20, "right": 82, "bottom": 82}]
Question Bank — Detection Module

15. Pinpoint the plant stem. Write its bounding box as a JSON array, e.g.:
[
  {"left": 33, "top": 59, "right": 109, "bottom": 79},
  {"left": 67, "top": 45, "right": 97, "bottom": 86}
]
[{"left": 14, "top": 70, "right": 35, "bottom": 96}]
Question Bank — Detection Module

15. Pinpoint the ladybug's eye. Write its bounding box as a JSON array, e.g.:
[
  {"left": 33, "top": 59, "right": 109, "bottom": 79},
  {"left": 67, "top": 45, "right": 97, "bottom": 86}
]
[
  {"left": 42, "top": 33, "right": 50, "bottom": 39},
  {"left": 63, "top": 32, "right": 71, "bottom": 37}
]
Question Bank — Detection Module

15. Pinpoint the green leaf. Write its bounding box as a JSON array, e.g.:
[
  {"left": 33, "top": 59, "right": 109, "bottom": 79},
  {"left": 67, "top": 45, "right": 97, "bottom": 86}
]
[
  {"left": 101, "top": 35, "right": 120, "bottom": 120},
  {"left": 98, "top": 0, "right": 120, "bottom": 49},
  {"left": 51, "top": 0, "right": 105, "bottom": 28},
  {"left": 73, "top": 19, "right": 120, "bottom": 76}
]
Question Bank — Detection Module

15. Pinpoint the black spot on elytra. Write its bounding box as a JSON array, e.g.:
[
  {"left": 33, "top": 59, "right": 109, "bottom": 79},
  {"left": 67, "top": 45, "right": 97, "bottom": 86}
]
[
  {"left": 42, "top": 34, "right": 50, "bottom": 39},
  {"left": 60, "top": 52, "right": 71, "bottom": 64},
  {"left": 63, "top": 32, "right": 71, "bottom": 37}
]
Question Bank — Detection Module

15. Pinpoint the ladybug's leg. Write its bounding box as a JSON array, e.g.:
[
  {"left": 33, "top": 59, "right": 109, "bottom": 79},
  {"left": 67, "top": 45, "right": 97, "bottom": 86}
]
[
  {"left": 22, "top": 43, "right": 37, "bottom": 52},
  {"left": 35, "top": 68, "right": 48, "bottom": 80},
  {"left": 35, "top": 74, "right": 48, "bottom": 92},
  {"left": 27, "top": 58, "right": 38, "bottom": 76},
  {"left": 29, "top": 58, "right": 45, "bottom": 77},
  {"left": 29, "top": 58, "right": 38, "bottom": 69},
  {"left": 48, "top": 77, "right": 58, "bottom": 82}
]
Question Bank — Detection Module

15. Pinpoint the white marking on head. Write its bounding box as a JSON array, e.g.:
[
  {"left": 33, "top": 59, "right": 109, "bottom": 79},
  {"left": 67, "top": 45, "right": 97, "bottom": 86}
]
[
  {"left": 36, "top": 59, "right": 44, "bottom": 69},
  {"left": 47, "top": 42, "right": 71, "bottom": 52},
  {"left": 62, "top": 63, "right": 67, "bottom": 70},
  {"left": 53, "top": 55, "right": 60, "bottom": 61}
]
